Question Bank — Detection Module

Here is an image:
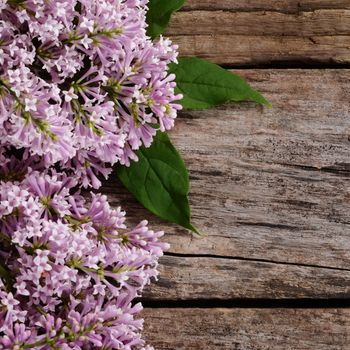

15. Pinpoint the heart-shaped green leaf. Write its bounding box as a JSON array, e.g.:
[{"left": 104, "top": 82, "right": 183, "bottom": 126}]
[
  {"left": 146, "top": 0, "right": 186, "bottom": 38},
  {"left": 169, "top": 57, "right": 271, "bottom": 109},
  {"left": 116, "top": 132, "right": 198, "bottom": 234}
]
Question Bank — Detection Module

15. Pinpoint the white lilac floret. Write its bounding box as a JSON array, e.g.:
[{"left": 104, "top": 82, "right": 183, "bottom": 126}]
[{"left": 0, "top": 0, "right": 182, "bottom": 188}]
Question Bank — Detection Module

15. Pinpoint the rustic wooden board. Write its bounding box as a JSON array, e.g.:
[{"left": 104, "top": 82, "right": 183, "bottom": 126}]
[
  {"left": 170, "top": 10, "right": 350, "bottom": 36},
  {"left": 168, "top": 35, "right": 350, "bottom": 66},
  {"left": 182, "top": 0, "right": 350, "bottom": 12},
  {"left": 131, "top": 4, "right": 350, "bottom": 348},
  {"left": 143, "top": 256, "right": 350, "bottom": 300},
  {"left": 142, "top": 308, "right": 350, "bottom": 350},
  {"left": 104, "top": 69, "right": 350, "bottom": 271},
  {"left": 166, "top": 2, "right": 350, "bottom": 65}
]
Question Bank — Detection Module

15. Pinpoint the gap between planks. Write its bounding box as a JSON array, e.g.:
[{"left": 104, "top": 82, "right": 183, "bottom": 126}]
[{"left": 140, "top": 299, "right": 350, "bottom": 309}]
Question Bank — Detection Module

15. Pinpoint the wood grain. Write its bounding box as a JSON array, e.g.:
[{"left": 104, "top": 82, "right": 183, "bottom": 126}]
[
  {"left": 136, "top": 5, "right": 350, "bottom": 348},
  {"left": 103, "top": 70, "right": 350, "bottom": 270},
  {"left": 143, "top": 255, "right": 350, "bottom": 300},
  {"left": 170, "top": 10, "right": 350, "bottom": 36},
  {"left": 182, "top": 0, "right": 350, "bottom": 12},
  {"left": 166, "top": 4, "right": 350, "bottom": 65},
  {"left": 142, "top": 308, "right": 350, "bottom": 350},
  {"left": 169, "top": 35, "right": 350, "bottom": 66}
]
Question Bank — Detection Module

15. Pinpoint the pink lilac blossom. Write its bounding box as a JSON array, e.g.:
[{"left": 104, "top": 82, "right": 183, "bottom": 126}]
[
  {"left": 0, "top": 1, "right": 177, "bottom": 347},
  {"left": 0, "top": 163, "right": 169, "bottom": 349},
  {"left": 0, "top": 0, "right": 182, "bottom": 188}
]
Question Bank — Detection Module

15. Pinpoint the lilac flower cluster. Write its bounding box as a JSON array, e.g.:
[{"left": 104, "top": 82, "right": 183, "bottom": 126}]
[
  {"left": 0, "top": 0, "right": 177, "bottom": 348},
  {"left": 0, "top": 0, "right": 182, "bottom": 188},
  {"left": 0, "top": 159, "right": 168, "bottom": 349}
]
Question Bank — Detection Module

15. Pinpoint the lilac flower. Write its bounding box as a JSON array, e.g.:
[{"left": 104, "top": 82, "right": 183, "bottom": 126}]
[
  {"left": 0, "top": 170, "right": 168, "bottom": 348},
  {"left": 0, "top": 0, "right": 182, "bottom": 188},
  {"left": 0, "top": 1, "right": 175, "bottom": 348}
]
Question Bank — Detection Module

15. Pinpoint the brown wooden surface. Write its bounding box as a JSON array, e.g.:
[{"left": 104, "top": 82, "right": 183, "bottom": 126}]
[
  {"left": 166, "top": 1, "right": 350, "bottom": 66},
  {"left": 142, "top": 309, "right": 350, "bottom": 350},
  {"left": 105, "top": 70, "right": 350, "bottom": 270},
  {"left": 144, "top": 255, "right": 350, "bottom": 300},
  {"left": 102, "top": 68, "right": 350, "bottom": 348},
  {"left": 103, "top": 2, "right": 350, "bottom": 349},
  {"left": 182, "top": 0, "right": 350, "bottom": 12}
]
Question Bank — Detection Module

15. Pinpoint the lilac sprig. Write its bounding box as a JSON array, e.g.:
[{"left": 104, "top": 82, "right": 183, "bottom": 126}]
[
  {"left": 0, "top": 163, "right": 168, "bottom": 349},
  {"left": 0, "top": 1, "right": 178, "bottom": 347},
  {"left": 0, "top": 0, "right": 182, "bottom": 189}
]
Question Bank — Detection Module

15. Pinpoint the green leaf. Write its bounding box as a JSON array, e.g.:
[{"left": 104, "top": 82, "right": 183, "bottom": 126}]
[
  {"left": 116, "top": 132, "right": 198, "bottom": 234},
  {"left": 146, "top": 0, "right": 186, "bottom": 38},
  {"left": 169, "top": 57, "right": 271, "bottom": 109}
]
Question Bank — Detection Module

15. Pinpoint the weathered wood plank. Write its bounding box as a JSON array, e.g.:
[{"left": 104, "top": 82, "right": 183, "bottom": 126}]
[
  {"left": 169, "top": 10, "right": 350, "bottom": 36},
  {"left": 170, "top": 35, "right": 350, "bottom": 66},
  {"left": 166, "top": 6, "right": 350, "bottom": 65},
  {"left": 182, "top": 0, "right": 350, "bottom": 12},
  {"left": 143, "top": 256, "right": 350, "bottom": 300},
  {"left": 103, "top": 70, "right": 350, "bottom": 270},
  {"left": 142, "top": 308, "right": 350, "bottom": 350}
]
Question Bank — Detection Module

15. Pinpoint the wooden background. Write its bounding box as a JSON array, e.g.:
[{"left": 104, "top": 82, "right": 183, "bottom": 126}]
[{"left": 104, "top": 1, "right": 350, "bottom": 349}]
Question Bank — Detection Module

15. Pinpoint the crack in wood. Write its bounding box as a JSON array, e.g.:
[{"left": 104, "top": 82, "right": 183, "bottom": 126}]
[
  {"left": 235, "top": 221, "right": 302, "bottom": 231},
  {"left": 164, "top": 252, "right": 350, "bottom": 272},
  {"left": 180, "top": 8, "right": 350, "bottom": 15},
  {"left": 279, "top": 163, "right": 350, "bottom": 177}
]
